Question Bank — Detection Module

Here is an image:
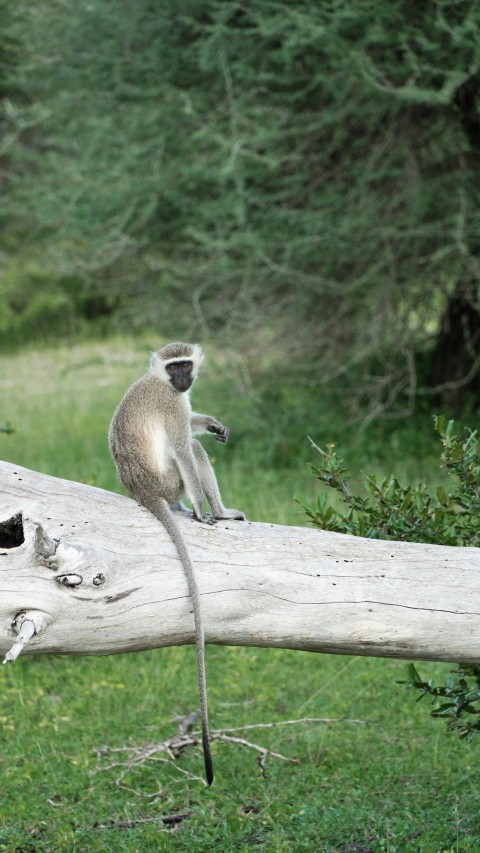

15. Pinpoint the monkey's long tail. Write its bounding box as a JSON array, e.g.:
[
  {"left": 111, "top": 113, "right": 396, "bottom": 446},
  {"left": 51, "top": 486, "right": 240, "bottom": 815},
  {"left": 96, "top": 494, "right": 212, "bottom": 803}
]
[{"left": 153, "top": 499, "right": 214, "bottom": 787}]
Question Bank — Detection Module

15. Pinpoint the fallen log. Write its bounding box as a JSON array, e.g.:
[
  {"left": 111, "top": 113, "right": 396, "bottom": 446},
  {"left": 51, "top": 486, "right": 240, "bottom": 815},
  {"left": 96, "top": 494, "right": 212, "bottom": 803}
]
[{"left": 1, "top": 459, "right": 479, "bottom": 665}]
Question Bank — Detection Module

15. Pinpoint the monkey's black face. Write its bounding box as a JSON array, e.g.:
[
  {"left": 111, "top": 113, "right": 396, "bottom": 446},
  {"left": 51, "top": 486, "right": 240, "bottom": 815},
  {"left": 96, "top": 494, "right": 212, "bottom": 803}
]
[{"left": 166, "top": 360, "right": 194, "bottom": 392}]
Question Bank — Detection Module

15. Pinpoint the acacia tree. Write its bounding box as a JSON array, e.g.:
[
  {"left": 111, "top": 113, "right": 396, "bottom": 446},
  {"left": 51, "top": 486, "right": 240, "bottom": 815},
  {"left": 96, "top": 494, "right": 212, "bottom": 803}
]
[{"left": 2, "top": 0, "right": 480, "bottom": 416}]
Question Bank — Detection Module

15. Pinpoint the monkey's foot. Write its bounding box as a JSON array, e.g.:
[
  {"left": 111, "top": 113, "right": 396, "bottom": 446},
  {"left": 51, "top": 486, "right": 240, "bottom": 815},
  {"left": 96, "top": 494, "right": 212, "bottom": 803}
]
[
  {"left": 193, "top": 512, "right": 217, "bottom": 525},
  {"left": 215, "top": 509, "right": 246, "bottom": 521}
]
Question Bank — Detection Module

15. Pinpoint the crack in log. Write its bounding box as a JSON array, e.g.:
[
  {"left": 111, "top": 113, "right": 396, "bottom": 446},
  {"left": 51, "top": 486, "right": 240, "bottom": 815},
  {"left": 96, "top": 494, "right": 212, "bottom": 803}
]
[
  {"left": 96, "top": 588, "right": 480, "bottom": 620},
  {"left": 199, "top": 588, "right": 480, "bottom": 616}
]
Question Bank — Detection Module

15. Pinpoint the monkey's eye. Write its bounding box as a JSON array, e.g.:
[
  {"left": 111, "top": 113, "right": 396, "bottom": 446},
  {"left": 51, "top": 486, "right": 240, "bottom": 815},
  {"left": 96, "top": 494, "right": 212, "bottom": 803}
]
[{"left": 166, "top": 360, "right": 192, "bottom": 374}]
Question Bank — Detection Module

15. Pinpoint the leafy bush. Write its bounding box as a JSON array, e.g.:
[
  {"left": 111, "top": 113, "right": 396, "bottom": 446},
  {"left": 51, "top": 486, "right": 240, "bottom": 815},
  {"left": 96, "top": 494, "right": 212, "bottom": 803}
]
[
  {"left": 300, "top": 416, "right": 480, "bottom": 737},
  {"left": 402, "top": 663, "right": 480, "bottom": 740},
  {"left": 0, "top": 255, "right": 121, "bottom": 347},
  {"left": 301, "top": 416, "right": 479, "bottom": 546}
]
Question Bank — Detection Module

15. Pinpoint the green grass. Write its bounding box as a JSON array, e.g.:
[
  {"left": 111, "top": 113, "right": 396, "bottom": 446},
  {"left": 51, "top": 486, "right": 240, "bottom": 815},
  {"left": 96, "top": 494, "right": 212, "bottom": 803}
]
[{"left": 0, "top": 338, "right": 478, "bottom": 851}]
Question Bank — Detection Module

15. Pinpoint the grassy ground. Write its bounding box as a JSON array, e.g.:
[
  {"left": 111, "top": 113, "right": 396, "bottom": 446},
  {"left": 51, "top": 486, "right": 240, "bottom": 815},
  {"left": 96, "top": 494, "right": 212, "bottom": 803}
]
[{"left": 0, "top": 339, "right": 478, "bottom": 852}]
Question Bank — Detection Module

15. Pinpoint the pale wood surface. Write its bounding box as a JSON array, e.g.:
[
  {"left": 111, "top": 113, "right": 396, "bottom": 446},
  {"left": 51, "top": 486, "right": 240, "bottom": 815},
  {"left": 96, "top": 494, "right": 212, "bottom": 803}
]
[{"left": 1, "top": 459, "right": 480, "bottom": 664}]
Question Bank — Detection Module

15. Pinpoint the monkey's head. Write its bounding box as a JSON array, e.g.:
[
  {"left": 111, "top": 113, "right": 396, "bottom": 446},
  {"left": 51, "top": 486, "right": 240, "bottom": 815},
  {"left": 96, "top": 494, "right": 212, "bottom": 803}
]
[{"left": 150, "top": 342, "right": 204, "bottom": 393}]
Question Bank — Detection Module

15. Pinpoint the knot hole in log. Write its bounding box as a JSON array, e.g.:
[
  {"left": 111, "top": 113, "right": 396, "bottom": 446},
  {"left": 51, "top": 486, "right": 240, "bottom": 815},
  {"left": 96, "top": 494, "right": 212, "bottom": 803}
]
[{"left": 0, "top": 514, "right": 25, "bottom": 549}]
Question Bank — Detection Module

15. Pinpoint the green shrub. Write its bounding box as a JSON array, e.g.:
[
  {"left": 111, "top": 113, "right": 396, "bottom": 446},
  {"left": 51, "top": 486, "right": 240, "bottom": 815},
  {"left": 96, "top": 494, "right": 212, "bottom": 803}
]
[
  {"left": 299, "top": 416, "right": 480, "bottom": 737},
  {"left": 0, "top": 255, "right": 121, "bottom": 346}
]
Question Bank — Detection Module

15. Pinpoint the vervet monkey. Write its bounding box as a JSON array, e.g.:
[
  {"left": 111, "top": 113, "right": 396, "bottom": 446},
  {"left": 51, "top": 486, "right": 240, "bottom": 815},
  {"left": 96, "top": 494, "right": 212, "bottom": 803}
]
[{"left": 108, "top": 342, "right": 245, "bottom": 785}]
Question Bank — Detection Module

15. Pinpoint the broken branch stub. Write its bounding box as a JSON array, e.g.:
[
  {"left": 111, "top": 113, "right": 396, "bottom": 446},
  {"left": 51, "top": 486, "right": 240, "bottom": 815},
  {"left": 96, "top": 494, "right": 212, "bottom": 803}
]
[
  {"left": 3, "top": 611, "right": 50, "bottom": 664},
  {"left": 1, "top": 458, "right": 480, "bottom": 664}
]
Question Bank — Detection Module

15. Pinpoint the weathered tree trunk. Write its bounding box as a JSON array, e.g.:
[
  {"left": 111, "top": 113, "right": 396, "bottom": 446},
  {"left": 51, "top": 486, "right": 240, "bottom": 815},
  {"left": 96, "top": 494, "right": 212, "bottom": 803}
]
[
  {"left": 425, "top": 74, "right": 480, "bottom": 413},
  {"left": 1, "top": 459, "right": 480, "bottom": 665},
  {"left": 428, "top": 283, "right": 480, "bottom": 414}
]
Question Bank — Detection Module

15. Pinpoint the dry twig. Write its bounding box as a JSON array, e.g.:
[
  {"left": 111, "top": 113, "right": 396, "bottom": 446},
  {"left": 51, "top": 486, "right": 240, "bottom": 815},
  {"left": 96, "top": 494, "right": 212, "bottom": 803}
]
[
  {"left": 94, "top": 813, "right": 189, "bottom": 831},
  {"left": 95, "top": 714, "right": 368, "bottom": 791}
]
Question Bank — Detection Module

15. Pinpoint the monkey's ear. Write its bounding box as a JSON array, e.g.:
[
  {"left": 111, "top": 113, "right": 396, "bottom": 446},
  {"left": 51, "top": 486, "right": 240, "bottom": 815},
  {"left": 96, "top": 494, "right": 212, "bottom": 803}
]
[
  {"left": 149, "top": 351, "right": 167, "bottom": 380},
  {"left": 192, "top": 344, "right": 205, "bottom": 374}
]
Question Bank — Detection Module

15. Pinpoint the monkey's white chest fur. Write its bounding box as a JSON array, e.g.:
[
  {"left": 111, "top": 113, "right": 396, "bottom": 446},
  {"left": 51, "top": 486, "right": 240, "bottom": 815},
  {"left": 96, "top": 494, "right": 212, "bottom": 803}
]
[
  {"left": 149, "top": 420, "right": 175, "bottom": 472},
  {"left": 148, "top": 395, "right": 191, "bottom": 473}
]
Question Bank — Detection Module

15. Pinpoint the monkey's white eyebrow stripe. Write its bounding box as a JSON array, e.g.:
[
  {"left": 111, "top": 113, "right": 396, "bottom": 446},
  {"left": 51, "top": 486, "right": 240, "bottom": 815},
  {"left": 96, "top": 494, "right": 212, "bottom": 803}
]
[{"left": 164, "top": 358, "right": 193, "bottom": 365}]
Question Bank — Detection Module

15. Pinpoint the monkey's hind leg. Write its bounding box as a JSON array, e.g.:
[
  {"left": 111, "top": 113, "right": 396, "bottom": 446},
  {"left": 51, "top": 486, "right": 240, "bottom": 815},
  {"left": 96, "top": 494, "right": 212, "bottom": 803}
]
[
  {"left": 192, "top": 440, "right": 245, "bottom": 521},
  {"left": 171, "top": 501, "right": 193, "bottom": 515}
]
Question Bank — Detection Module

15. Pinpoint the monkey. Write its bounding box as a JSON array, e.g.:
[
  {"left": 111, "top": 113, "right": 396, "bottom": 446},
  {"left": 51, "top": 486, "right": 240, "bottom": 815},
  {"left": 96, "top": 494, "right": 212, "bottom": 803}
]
[{"left": 108, "top": 342, "right": 245, "bottom": 785}]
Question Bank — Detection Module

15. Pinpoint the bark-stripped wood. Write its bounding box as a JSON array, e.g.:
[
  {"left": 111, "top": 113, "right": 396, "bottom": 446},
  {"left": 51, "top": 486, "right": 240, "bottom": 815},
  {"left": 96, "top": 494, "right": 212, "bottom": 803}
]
[{"left": 1, "top": 459, "right": 479, "bottom": 664}]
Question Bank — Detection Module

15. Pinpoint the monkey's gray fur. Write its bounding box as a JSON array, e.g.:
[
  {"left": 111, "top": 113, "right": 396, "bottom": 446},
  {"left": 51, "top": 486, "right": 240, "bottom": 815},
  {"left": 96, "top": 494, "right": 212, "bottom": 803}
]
[{"left": 108, "top": 341, "right": 245, "bottom": 785}]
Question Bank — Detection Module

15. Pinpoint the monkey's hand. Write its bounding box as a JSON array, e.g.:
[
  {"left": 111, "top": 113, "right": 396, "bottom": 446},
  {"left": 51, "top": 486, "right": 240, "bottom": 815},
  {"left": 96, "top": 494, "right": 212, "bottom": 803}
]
[
  {"left": 191, "top": 414, "right": 230, "bottom": 442},
  {"left": 207, "top": 422, "right": 230, "bottom": 443}
]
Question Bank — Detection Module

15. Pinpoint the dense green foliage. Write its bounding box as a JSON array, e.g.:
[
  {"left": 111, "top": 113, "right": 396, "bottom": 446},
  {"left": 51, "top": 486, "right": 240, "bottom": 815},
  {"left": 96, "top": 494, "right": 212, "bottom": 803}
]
[
  {"left": 303, "top": 416, "right": 480, "bottom": 741},
  {"left": 1, "top": 1, "right": 480, "bottom": 418},
  {"left": 302, "top": 416, "right": 480, "bottom": 546},
  {"left": 1, "top": 340, "right": 480, "bottom": 851}
]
